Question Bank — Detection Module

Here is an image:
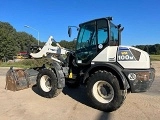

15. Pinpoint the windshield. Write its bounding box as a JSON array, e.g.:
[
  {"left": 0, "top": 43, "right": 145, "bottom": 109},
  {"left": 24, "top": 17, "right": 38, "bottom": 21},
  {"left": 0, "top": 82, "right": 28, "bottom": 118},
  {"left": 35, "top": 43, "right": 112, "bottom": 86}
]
[
  {"left": 76, "top": 21, "right": 96, "bottom": 63},
  {"left": 76, "top": 22, "right": 96, "bottom": 50}
]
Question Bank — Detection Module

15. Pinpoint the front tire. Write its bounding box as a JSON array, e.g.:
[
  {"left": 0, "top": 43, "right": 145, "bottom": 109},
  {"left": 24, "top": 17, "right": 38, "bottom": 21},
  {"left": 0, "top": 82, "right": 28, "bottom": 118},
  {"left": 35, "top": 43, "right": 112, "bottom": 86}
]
[
  {"left": 37, "top": 69, "right": 62, "bottom": 98},
  {"left": 87, "top": 70, "right": 125, "bottom": 112}
]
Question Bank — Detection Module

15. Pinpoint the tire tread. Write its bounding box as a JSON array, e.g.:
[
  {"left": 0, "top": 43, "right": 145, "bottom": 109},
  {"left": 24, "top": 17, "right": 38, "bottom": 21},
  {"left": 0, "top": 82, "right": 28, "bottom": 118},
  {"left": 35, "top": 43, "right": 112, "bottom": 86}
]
[{"left": 87, "top": 70, "right": 126, "bottom": 112}]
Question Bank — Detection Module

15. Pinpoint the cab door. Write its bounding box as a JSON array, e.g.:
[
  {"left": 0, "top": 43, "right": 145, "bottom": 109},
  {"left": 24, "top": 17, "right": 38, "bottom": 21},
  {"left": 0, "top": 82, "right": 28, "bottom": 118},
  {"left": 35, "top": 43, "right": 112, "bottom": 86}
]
[
  {"left": 76, "top": 21, "right": 97, "bottom": 64},
  {"left": 75, "top": 19, "right": 109, "bottom": 65}
]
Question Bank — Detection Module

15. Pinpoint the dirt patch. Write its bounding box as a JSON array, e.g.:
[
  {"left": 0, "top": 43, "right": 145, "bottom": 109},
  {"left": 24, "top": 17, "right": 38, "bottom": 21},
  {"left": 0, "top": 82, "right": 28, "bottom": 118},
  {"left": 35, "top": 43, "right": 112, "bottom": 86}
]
[{"left": 0, "top": 61, "right": 160, "bottom": 120}]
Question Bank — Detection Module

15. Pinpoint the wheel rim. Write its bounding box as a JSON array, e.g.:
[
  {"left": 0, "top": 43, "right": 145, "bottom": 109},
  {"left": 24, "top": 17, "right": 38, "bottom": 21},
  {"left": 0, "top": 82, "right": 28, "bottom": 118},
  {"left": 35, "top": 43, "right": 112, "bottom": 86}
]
[
  {"left": 92, "top": 80, "right": 114, "bottom": 103},
  {"left": 40, "top": 75, "right": 52, "bottom": 92}
]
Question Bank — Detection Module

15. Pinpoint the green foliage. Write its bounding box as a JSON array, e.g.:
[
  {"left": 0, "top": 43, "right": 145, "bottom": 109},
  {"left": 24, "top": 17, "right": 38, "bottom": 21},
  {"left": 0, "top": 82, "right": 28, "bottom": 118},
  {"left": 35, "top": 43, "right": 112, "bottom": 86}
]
[
  {"left": 0, "top": 21, "right": 76, "bottom": 61},
  {"left": 59, "top": 39, "right": 76, "bottom": 50},
  {"left": 0, "top": 22, "right": 16, "bottom": 59},
  {"left": 150, "top": 55, "right": 160, "bottom": 61},
  {"left": 15, "top": 32, "right": 37, "bottom": 52},
  {"left": 135, "top": 44, "right": 160, "bottom": 55},
  {"left": 0, "top": 58, "right": 53, "bottom": 68},
  {"left": 0, "top": 21, "right": 39, "bottom": 60},
  {"left": 20, "top": 58, "right": 52, "bottom": 68}
]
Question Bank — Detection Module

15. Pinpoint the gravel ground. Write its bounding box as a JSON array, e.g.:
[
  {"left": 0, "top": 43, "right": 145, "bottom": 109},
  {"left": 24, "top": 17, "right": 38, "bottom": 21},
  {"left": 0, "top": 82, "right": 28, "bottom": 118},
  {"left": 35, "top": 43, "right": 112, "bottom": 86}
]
[{"left": 0, "top": 61, "right": 160, "bottom": 120}]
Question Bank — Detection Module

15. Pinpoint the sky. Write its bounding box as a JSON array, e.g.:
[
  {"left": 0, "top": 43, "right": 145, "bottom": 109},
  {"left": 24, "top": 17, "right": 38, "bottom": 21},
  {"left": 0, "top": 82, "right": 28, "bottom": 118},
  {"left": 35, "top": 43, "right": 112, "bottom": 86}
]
[{"left": 0, "top": 0, "right": 160, "bottom": 46}]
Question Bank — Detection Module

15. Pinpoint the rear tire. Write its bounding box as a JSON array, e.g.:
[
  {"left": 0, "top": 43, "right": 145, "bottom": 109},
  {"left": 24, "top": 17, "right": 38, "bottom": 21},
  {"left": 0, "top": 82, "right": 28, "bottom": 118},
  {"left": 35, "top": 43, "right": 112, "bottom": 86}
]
[
  {"left": 87, "top": 70, "right": 125, "bottom": 112},
  {"left": 37, "top": 69, "right": 62, "bottom": 98}
]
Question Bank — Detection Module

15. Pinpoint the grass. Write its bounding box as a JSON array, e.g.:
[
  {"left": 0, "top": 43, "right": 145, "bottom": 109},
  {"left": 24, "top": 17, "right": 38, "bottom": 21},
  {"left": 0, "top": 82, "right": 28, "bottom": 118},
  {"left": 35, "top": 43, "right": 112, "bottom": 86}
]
[
  {"left": 0, "top": 58, "right": 52, "bottom": 68},
  {"left": 150, "top": 55, "right": 160, "bottom": 61}
]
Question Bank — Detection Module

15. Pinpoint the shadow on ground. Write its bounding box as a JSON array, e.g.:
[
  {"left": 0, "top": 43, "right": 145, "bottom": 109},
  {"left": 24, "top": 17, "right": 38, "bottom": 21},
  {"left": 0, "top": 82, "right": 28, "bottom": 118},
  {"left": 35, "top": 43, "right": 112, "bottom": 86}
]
[
  {"left": 31, "top": 85, "right": 42, "bottom": 97},
  {"left": 62, "top": 86, "right": 92, "bottom": 107},
  {"left": 32, "top": 85, "right": 95, "bottom": 109},
  {"left": 32, "top": 85, "right": 111, "bottom": 120},
  {"left": 98, "top": 112, "right": 112, "bottom": 120},
  {"left": 63, "top": 86, "right": 112, "bottom": 120}
]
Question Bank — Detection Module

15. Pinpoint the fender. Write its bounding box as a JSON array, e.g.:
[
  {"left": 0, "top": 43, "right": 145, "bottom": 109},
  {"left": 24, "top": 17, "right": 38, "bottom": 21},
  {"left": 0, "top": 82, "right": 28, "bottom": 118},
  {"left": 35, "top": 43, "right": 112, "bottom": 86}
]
[
  {"left": 50, "top": 62, "right": 65, "bottom": 89},
  {"left": 83, "top": 62, "right": 130, "bottom": 90}
]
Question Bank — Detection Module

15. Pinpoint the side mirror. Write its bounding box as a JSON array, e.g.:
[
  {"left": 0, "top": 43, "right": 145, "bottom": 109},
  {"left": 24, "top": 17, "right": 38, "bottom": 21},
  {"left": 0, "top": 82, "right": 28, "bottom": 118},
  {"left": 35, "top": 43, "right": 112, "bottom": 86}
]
[{"left": 68, "top": 27, "right": 72, "bottom": 37}]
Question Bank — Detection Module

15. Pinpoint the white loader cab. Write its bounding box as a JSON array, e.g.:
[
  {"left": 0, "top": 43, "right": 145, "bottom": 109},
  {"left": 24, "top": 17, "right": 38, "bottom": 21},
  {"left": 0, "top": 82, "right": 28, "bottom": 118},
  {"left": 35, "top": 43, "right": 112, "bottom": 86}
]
[{"left": 23, "top": 17, "right": 155, "bottom": 112}]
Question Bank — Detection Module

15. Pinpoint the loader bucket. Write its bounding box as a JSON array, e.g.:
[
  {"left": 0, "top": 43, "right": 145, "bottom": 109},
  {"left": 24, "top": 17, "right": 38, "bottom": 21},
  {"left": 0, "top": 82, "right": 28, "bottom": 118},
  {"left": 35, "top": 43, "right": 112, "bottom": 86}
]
[{"left": 5, "top": 67, "right": 39, "bottom": 91}]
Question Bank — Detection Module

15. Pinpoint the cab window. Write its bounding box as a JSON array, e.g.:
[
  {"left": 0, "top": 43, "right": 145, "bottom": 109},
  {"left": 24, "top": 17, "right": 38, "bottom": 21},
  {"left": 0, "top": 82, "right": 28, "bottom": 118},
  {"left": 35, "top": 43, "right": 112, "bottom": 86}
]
[
  {"left": 97, "top": 19, "right": 108, "bottom": 45},
  {"left": 110, "top": 22, "right": 118, "bottom": 46}
]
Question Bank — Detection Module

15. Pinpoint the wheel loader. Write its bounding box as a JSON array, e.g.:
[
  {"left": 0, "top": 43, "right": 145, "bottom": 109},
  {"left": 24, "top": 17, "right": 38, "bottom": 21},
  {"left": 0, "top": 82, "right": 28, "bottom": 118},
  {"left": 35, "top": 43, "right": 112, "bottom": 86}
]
[{"left": 5, "top": 17, "right": 155, "bottom": 112}]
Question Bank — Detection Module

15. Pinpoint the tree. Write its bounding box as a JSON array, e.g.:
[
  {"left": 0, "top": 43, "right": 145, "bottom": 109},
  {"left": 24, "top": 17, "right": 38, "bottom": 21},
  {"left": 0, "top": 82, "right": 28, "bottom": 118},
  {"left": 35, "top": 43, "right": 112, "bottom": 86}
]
[
  {"left": 0, "top": 21, "right": 38, "bottom": 60},
  {"left": 0, "top": 22, "right": 17, "bottom": 59},
  {"left": 135, "top": 44, "right": 160, "bottom": 55},
  {"left": 144, "top": 45, "right": 149, "bottom": 53}
]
